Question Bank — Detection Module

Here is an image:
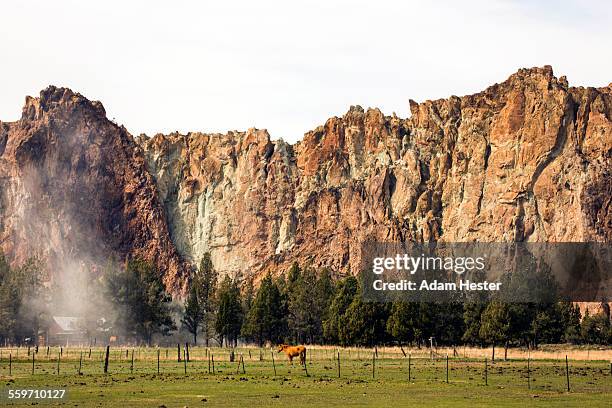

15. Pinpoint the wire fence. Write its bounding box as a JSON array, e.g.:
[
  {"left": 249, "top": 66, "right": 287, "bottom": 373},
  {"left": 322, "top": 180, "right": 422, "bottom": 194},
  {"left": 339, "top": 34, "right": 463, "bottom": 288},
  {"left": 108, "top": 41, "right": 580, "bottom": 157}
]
[{"left": 0, "top": 346, "right": 611, "bottom": 394}]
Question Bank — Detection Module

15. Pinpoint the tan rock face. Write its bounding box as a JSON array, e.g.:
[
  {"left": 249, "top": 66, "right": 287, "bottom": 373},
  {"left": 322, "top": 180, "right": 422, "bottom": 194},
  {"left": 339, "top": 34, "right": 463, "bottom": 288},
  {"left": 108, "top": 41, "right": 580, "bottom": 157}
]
[
  {"left": 0, "top": 66, "right": 610, "bottom": 293},
  {"left": 141, "top": 66, "right": 610, "bottom": 283},
  {"left": 0, "top": 87, "right": 188, "bottom": 292}
]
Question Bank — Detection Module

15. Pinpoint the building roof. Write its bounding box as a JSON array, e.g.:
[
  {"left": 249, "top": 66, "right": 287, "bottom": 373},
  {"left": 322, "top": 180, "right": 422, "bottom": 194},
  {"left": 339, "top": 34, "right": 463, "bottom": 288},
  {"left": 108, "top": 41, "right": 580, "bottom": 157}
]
[{"left": 52, "top": 316, "right": 81, "bottom": 332}]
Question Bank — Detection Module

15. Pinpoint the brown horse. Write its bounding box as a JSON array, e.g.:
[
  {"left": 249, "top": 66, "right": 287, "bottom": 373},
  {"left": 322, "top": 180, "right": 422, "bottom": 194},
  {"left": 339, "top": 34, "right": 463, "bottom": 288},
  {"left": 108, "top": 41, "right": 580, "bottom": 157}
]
[{"left": 277, "top": 344, "right": 306, "bottom": 365}]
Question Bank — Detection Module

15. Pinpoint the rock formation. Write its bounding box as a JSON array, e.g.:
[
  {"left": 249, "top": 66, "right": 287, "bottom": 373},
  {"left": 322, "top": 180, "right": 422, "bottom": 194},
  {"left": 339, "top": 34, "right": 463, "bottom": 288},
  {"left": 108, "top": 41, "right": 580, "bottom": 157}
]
[
  {"left": 0, "top": 66, "right": 610, "bottom": 293},
  {"left": 0, "top": 87, "right": 188, "bottom": 291}
]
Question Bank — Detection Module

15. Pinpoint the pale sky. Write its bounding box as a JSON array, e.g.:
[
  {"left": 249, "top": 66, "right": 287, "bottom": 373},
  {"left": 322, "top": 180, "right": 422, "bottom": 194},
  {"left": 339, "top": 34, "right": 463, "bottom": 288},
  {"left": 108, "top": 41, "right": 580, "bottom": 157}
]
[{"left": 1, "top": 0, "right": 611, "bottom": 143}]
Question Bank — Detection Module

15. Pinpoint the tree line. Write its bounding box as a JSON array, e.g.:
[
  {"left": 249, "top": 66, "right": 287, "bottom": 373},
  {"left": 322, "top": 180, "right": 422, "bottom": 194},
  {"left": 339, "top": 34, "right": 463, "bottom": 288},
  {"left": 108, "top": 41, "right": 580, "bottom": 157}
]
[
  {"left": 1, "top": 250, "right": 611, "bottom": 348},
  {"left": 178, "top": 254, "right": 611, "bottom": 349}
]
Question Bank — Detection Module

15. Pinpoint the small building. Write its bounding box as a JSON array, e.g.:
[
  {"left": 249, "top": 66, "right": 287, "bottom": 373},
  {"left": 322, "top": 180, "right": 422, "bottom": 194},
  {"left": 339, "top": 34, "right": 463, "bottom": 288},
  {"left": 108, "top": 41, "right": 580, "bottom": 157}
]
[{"left": 45, "top": 316, "right": 88, "bottom": 346}]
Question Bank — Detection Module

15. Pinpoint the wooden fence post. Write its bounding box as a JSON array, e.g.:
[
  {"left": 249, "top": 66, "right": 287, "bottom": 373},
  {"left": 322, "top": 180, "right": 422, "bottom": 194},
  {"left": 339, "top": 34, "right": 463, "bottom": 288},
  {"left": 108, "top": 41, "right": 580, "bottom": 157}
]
[
  {"left": 271, "top": 352, "right": 276, "bottom": 376},
  {"left": 408, "top": 354, "right": 411, "bottom": 381},
  {"left": 484, "top": 358, "right": 488, "bottom": 386},
  {"left": 372, "top": 351, "right": 375, "bottom": 379},
  {"left": 57, "top": 352, "right": 61, "bottom": 375},
  {"left": 446, "top": 354, "right": 449, "bottom": 383},
  {"left": 78, "top": 351, "right": 83, "bottom": 375},
  {"left": 338, "top": 351, "right": 341, "bottom": 378},
  {"left": 104, "top": 345, "right": 110, "bottom": 374},
  {"left": 9, "top": 353, "right": 12, "bottom": 376},
  {"left": 527, "top": 355, "right": 530, "bottom": 390},
  {"left": 241, "top": 354, "right": 246, "bottom": 374},
  {"left": 131, "top": 350, "right": 134, "bottom": 374},
  {"left": 32, "top": 352, "right": 35, "bottom": 375},
  {"left": 183, "top": 348, "right": 187, "bottom": 374},
  {"left": 157, "top": 349, "right": 160, "bottom": 374},
  {"left": 177, "top": 344, "right": 181, "bottom": 362},
  {"left": 565, "top": 355, "right": 570, "bottom": 392}
]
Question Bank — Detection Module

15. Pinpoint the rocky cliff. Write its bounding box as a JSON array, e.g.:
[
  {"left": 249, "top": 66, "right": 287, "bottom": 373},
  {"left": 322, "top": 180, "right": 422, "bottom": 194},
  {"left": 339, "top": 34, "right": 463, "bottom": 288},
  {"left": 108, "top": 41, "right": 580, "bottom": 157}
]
[
  {"left": 0, "top": 87, "right": 188, "bottom": 291},
  {"left": 0, "top": 66, "right": 610, "bottom": 291}
]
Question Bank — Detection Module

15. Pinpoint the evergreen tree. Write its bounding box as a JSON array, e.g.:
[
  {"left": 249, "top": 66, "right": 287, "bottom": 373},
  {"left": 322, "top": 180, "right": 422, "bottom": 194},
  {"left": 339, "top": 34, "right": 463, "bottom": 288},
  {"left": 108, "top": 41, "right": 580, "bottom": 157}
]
[
  {"left": 462, "top": 302, "right": 486, "bottom": 345},
  {"left": 531, "top": 303, "right": 564, "bottom": 344},
  {"left": 560, "top": 302, "right": 582, "bottom": 343},
  {"left": 323, "top": 276, "right": 358, "bottom": 344},
  {"left": 105, "top": 258, "right": 176, "bottom": 345},
  {"left": 241, "top": 275, "right": 287, "bottom": 345},
  {"left": 479, "top": 301, "right": 511, "bottom": 360},
  {"left": 313, "top": 268, "right": 335, "bottom": 343},
  {"left": 286, "top": 264, "right": 321, "bottom": 343},
  {"left": 242, "top": 278, "right": 255, "bottom": 313},
  {"left": 386, "top": 302, "right": 462, "bottom": 347},
  {"left": 386, "top": 301, "right": 419, "bottom": 346},
  {"left": 181, "top": 283, "right": 203, "bottom": 344},
  {"left": 285, "top": 262, "right": 303, "bottom": 342},
  {"left": 0, "top": 254, "right": 46, "bottom": 345},
  {"left": 0, "top": 252, "right": 20, "bottom": 344},
  {"left": 580, "top": 311, "right": 611, "bottom": 344},
  {"left": 413, "top": 303, "right": 437, "bottom": 347},
  {"left": 197, "top": 253, "right": 218, "bottom": 347},
  {"left": 507, "top": 303, "right": 538, "bottom": 347},
  {"left": 434, "top": 303, "right": 465, "bottom": 345},
  {"left": 240, "top": 278, "right": 255, "bottom": 343},
  {"left": 342, "top": 292, "right": 389, "bottom": 346},
  {"left": 215, "top": 276, "right": 243, "bottom": 347},
  {"left": 287, "top": 262, "right": 301, "bottom": 285}
]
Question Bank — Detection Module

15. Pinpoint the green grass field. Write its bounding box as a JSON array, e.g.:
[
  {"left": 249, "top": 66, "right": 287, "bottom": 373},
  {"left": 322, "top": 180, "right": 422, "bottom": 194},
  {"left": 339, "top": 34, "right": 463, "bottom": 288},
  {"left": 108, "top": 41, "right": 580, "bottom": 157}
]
[{"left": 1, "top": 346, "right": 611, "bottom": 407}]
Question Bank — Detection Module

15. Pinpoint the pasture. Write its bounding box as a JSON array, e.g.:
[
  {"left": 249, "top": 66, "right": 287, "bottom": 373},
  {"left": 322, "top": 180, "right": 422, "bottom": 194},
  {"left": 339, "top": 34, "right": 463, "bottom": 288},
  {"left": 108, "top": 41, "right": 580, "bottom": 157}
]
[{"left": 1, "top": 345, "right": 611, "bottom": 407}]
